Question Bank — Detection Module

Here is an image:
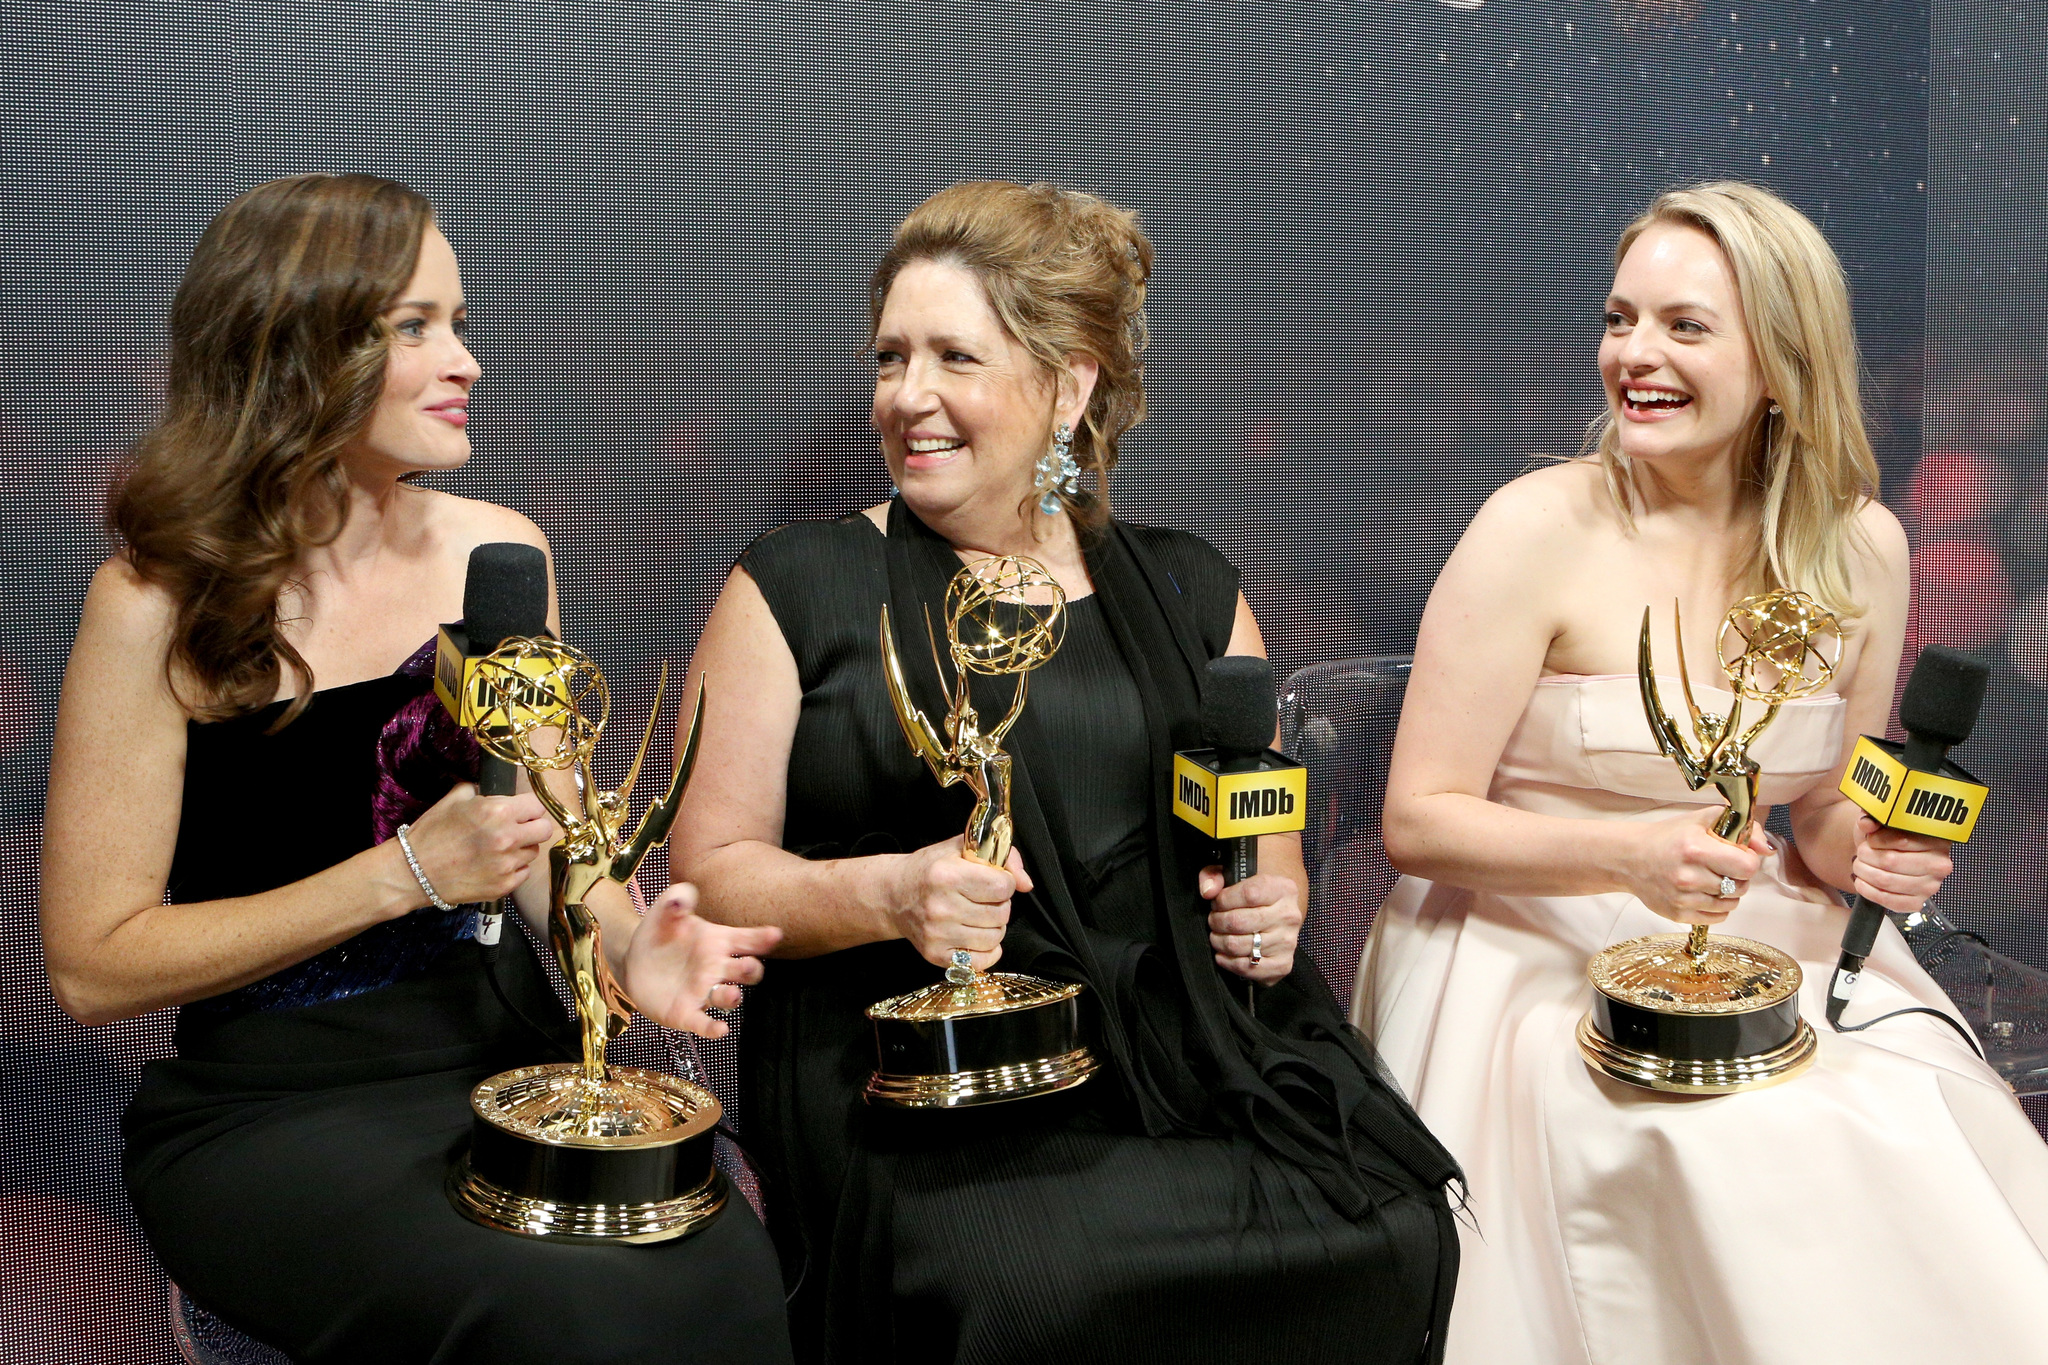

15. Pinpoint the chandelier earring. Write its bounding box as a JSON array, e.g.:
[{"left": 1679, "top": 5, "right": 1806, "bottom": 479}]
[{"left": 1035, "top": 422, "right": 1081, "bottom": 516}]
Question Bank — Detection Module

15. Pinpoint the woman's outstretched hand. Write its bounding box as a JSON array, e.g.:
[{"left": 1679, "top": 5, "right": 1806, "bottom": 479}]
[
  {"left": 1198, "top": 867, "right": 1302, "bottom": 984},
  {"left": 1623, "top": 805, "right": 1771, "bottom": 925},
  {"left": 398, "top": 782, "right": 555, "bottom": 908},
  {"left": 888, "top": 836, "right": 1033, "bottom": 973},
  {"left": 1850, "top": 814, "right": 1953, "bottom": 914},
  {"left": 622, "top": 883, "right": 781, "bottom": 1040}
]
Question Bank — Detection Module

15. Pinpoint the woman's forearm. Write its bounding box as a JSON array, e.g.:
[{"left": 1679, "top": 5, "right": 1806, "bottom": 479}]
[
  {"left": 1384, "top": 792, "right": 1638, "bottom": 898},
  {"left": 45, "top": 840, "right": 423, "bottom": 1025},
  {"left": 686, "top": 840, "right": 901, "bottom": 958},
  {"left": 1788, "top": 794, "right": 1864, "bottom": 894}
]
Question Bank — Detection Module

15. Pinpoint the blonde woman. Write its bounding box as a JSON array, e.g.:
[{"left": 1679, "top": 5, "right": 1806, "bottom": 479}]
[{"left": 1359, "top": 182, "right": 2048, "bottom": 1364}]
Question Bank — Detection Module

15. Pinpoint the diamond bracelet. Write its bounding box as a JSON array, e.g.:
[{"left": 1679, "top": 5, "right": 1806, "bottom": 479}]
[{"left": 393, "top": 822, "right": 457, "bottom": 912}]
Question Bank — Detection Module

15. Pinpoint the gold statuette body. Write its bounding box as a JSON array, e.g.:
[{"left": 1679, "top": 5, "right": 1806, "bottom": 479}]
[
  {"left": 1578, "top": 591, "right": 1840, "bottom": 1095},
  {"left": 868, "top": 555, "right": 1099, "bottom": 1107},
  {"left": 448, "top": 640, "right": 726, "bottom": 1241}
]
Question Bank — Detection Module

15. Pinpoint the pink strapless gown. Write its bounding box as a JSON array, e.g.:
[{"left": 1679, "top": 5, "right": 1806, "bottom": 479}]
[{"left": 1356, "top": 676, "right": 2048, "bottom": 1365}]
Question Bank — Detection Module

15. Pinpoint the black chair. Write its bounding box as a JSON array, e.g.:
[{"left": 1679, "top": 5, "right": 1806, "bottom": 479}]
[{"left": 1900, "top": 911, "right": 2048, "bottom": 1097}]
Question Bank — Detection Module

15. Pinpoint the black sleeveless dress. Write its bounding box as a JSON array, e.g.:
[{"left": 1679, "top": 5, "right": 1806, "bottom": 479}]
[
  {"left": 121, "top": 639, "right": 793, "bottom": 1364},
  {"left": 739, "top": 501, "right": 1463, "bottom": 1365}
]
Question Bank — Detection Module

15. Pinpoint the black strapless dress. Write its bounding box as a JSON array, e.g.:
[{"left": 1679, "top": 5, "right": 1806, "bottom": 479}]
[
  {"left": 121, "top": 640, "right": 793, "bottom": 1364},
  {"left": 739, "top": 501, "right": 1463, "bottom": 1365}
]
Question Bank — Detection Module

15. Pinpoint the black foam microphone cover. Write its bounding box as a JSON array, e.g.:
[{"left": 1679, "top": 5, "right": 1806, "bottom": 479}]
[
  {"left": 463, "top": 543, "right": 549, "bottom": 801},
  {"left": 1201, "top": 656, "right": 1276, "bottom": 762},
  {"left": 464, "top": 543, "right": 550, "bottom": 653},
  {"left": 1898, "top": 645, "right": 1990, "bottom": 771}
]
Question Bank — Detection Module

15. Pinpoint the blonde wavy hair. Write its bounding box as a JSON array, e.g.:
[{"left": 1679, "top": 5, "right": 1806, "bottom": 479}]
[
  {"left": 1590, "top": 181, "right": 1878, "bottom": 619},
  {"left": 870, "top": 181, "right": 1153, "bottom": 528}
]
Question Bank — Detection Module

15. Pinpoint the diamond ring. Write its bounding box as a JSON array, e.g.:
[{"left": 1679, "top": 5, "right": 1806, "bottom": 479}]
[
  {"left": 1250, "top": 932, "right": 1264, "bottom": 965},
  {"left": 1717, "top": 875, "right": 1739, "bottom": 899}
]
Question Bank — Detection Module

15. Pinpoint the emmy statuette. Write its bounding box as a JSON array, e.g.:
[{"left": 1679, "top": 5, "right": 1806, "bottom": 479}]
[
  {"left": 447, "top": 640, "right": 727, "bottom": 1243},
  {"left": 867, "top": 555, "right": 1101, "bottom": 1108},
  {"left": 1577, "top": 590, "right": 1842, "bottom": 1095}
]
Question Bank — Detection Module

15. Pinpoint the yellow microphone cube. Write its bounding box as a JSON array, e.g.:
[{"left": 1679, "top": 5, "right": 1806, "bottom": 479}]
[
  {"left": 1172, "top": 749, "right": 1309, "bottom": 839},
  {"left": 433, "top": 625, "right": 570, "bottom": 731},
  {"left": 1838, "top": 735, "right": 1988, "bottom": 843}
]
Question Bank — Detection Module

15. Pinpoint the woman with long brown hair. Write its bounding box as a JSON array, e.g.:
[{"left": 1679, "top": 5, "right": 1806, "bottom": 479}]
[
  {"left": 40, "top": 174, "right": 793, "bottom": 1363},
  {"left": 1361, "top": 181, "right": 2048, "bottom": 1363}
]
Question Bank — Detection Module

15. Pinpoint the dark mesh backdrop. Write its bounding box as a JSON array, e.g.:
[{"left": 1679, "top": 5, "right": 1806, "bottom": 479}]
[
  {"left": 2, "top": 1, "right": 2011, "bottom": 1360},
  {"left": 1921, "top": 0, "right": 2048, "bottom": 1134}
]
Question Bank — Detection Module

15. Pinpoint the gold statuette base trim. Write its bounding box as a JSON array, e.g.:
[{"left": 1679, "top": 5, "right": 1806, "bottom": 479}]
[
  {"left": 1587, "top": 933, "right": 1802, "bottom": 1015},
  {"left": 1577, "top": 1013, "right": 1818, "bottom": 1095},
  {"left": 449, "top": 1157, "right": 726, "bottom": 1245},
  {"left": 865, "top": 1045, "right": 1100, "bottom": 1109},
  {"left": 868, "top": 972, "right": 1084, "bottom": 1022}
]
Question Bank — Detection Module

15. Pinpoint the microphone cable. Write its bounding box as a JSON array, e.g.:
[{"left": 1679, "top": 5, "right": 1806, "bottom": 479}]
[{"left": 1828, "top": 920, "right": 1988, "bottom": 1061}]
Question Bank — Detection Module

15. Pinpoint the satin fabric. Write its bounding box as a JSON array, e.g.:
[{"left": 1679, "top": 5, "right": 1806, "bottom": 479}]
[{"left": 1357, "top": 675, "right": 2048, "bottom": 1365}]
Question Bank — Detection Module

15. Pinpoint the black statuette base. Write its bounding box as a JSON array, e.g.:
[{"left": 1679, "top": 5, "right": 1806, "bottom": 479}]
[
  {"left": 1590, "top": 991, "right": 1802, "bottom": 1062},
  {"left": 867, "top": 992, "right": 1098, "bottom": 1108}
]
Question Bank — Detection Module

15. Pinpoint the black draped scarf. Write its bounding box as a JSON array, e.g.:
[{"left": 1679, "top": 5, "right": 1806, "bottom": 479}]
[{"left": 880, "top": 499, "right": 1464, "bottom": 1226}]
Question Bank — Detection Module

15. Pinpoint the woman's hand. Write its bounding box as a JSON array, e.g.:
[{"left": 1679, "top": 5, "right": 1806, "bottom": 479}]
[
  {"left": 621, "top": 882, "right": 781, "bottom": 1039},
  {"left": 1198, "top": 868, "right": 1303, "bottom": 984},
  {"left": 399, "top": 783, "right": 556, "bottom": 908},
  {"left": 1621, "top": 805, "right": 1770, "bottom": 924},
  {"left": 1850, "top": 815, "right": 1953, "bottom": 913},
  {"left": 888, "top": 836, "right": 1033, "bottom": 972}
]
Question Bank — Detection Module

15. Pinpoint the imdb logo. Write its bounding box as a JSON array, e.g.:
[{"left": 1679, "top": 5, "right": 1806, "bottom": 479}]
[
  {"left": 1838, "top": 735, "right": 1987, "bottom": 843},
  {"left": 1171, "top": 753, "right": 1308, "bottom": 839}
]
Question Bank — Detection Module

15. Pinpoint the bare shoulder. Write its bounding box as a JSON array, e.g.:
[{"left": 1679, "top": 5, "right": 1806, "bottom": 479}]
[
  {"left": 80, "top": 555, "right": 177, "bottom": 652},
  {"left": 415, "top": 487, "right": 551, "bottom": 555},
  {"left": 65, "top": 556, "right": 187, "bottom": 715},
  {"left": 1477, "top": 459, "right": 1606, "bottom": 523},
  {"left": 1850, "top": 497, "right": 1908, "bottom": 574},
  {"left": 1456, "top": 460, "right": 1608, "bottom": 565}
]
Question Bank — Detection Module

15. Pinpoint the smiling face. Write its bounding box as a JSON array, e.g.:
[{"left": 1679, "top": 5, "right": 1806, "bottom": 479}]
[
  {"left": 1600, "top": 222, "right": 1770, "bottom": 470},
  {"left": 871, "top": 259, "right": 1094, "bottom": 528},
  {"left": 348, "top": 225, "right": 479, "bottom": 480}
]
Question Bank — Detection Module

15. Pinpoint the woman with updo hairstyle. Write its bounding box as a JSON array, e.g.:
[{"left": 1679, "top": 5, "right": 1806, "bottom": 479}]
[
  {"left": 677, "top": 181, "right": 1463, "bottom": 1363},
  {"left": 40, "top": 174, "right": 792, "bottom": 1362}
]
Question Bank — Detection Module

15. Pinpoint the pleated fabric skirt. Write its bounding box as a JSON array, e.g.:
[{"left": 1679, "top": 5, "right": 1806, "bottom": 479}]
[{"left": 823, "top": 1094, "right": 1453, "bottom": 1365}]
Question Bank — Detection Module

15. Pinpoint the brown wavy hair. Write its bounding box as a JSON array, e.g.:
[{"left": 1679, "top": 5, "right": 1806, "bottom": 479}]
[
  {"left": 870, "top": 181, "right": 1153, "bottom": 527},
  {"left": 110, "top": 174, "right": 433, "bottom": 724}
]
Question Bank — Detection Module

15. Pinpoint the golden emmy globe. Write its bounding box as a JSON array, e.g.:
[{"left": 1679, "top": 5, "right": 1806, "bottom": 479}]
[
  {"left": 1577, "top": 590, "right": 1842, "bottom": 1095},
  {"left": 867, "top": 555, "right": 1101, "bottom": 1107},
  {"left": 446, "top": 638, "right": 728, "bottom": 1243}
]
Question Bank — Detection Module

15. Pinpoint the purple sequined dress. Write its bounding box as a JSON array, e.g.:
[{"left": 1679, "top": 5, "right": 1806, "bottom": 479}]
[{"left": 121, "top": 639, "right": 793, "bottom": 1365}]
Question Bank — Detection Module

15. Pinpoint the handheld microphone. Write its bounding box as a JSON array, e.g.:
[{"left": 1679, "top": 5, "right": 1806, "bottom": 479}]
[
  {"left": 1173, "top": 657, "right": 1307, "bottom": 1009},
  {"left": 1827, "top": 645, "right": 1992, "bottom": 1028},
  {"left": 434, "top": 543, "right": 550, "bottom": 947}
]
